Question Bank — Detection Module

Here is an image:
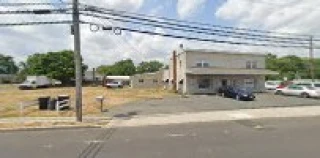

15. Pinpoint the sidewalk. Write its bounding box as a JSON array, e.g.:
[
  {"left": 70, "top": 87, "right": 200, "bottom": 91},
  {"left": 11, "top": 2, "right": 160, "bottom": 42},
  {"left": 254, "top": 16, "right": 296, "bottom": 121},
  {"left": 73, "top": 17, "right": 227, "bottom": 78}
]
[
  {"left": 0, "top": 117, "right": 110, "bottom": 124},
  {"left": 0, "top": 117, "right": 111, "bottom": 131},
  {"left": 109, "top": 105, "right": 320, "bottom": 128},
  {"left": 2, "top": 105, "right": 320, "bottom": 130}
]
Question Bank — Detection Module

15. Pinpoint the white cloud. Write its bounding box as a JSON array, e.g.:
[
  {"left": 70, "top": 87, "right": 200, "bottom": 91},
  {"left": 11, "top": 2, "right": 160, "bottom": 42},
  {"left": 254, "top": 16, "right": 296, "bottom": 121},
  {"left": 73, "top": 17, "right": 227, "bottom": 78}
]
[
  {"left": 177, "top": 0, "right": 207, "bottom": 19},
  {"left": 215, "top": 0, "right": 320, "bottom": 57},
  {"left": 0, "top": 0, "right": 146, "bottom": 68}
]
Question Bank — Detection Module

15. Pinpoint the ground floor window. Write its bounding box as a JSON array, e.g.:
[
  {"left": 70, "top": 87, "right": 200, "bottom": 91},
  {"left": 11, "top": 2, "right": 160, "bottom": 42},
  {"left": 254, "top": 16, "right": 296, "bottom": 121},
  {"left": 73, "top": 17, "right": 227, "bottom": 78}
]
[
  {"left": 244, "top": 79, "right": 255, "bottom": 89},
  {"left": 198, "top": 79, "right": 210, "bottom": 89}
]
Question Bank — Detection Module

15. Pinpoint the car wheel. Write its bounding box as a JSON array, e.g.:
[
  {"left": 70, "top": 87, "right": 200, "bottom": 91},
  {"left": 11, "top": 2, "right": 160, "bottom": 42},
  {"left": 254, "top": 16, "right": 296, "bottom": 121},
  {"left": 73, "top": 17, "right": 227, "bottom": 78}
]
[
  {"left": 275, "top": 90, "right": 282, "bottom": 95},
  {"left": 301, "top": 93, "right": 309, "bottom": 98}
]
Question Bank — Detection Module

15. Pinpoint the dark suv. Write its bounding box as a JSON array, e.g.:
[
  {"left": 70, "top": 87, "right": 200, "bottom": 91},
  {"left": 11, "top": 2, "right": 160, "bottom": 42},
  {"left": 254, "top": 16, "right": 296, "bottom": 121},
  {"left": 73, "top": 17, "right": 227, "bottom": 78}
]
[{"left": 218, "top": 86, "right": 255, "bottom": 101}]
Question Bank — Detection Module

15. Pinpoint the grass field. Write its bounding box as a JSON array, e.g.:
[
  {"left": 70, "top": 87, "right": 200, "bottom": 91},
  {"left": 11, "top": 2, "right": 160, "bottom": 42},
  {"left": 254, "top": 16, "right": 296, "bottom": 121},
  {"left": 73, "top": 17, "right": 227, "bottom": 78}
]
[{"left": 0, "top": 84, "right": 173, "bottom": 118}]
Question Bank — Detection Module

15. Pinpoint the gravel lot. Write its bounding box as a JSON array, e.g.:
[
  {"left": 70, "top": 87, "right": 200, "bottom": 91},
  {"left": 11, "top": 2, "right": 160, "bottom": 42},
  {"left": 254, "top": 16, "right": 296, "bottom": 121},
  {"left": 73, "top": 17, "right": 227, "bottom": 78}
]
[{"left": 106, "top": 93, "right": 320, "bottom": 118}]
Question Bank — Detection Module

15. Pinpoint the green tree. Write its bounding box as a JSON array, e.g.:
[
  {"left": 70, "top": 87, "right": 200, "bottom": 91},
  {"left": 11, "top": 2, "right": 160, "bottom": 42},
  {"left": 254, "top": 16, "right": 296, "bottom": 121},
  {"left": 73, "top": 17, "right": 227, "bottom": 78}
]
[
  {"left": 23, "top": 50, "right": 88, "bottom": 83},
  {"left": 97, "top": 59, "right": 136, "bottom": 76},
  {"left": 314, "top": 58, "right": 320, "bottom": 79},
  {"left": 97, "top": 65, "right": 114, "bottom": 75},
  {"left": 277, "top": 55, "right": 306, "bottom": 80},
  {"left": 112, "top": 59, "right": 136, "bottom": 76},
  {"left": 136, "top": 60, "right": 164, "bottom": 74},
  {"left": 0, "top": 54, "right": 19, "bottom": 74}
]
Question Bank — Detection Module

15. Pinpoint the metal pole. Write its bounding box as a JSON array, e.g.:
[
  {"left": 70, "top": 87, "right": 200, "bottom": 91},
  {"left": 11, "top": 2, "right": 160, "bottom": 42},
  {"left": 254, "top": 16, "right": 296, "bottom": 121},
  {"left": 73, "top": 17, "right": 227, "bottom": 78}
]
[
  {"left": 72, "top": 0, "right": 82, "bottom": 122},
  {"left": 309, "top": 36, "right": 315, "bottom": 82}
]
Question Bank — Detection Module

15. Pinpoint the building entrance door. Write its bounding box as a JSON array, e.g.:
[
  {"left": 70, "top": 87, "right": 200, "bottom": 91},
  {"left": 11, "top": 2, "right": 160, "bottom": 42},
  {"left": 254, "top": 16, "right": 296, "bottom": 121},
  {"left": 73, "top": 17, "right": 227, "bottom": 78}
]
[{"left": 221, "top": 79, "right": 228, "bottom": 87}]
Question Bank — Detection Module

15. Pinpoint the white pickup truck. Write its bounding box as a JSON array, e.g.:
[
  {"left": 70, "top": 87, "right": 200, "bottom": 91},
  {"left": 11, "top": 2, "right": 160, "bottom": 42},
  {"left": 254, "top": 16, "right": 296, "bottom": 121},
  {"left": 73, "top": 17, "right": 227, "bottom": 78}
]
[
  {"left": 106, "top": 81, "right": 123, "bottom": 88},
  {"left": 19, "top": 76, "right": 62, "bottom": 90}
]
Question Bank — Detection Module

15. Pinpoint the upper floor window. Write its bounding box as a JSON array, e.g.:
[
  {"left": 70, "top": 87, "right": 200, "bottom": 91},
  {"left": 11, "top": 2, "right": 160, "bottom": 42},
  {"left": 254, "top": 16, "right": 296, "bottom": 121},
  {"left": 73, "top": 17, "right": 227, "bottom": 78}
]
[
  {"left": 196, "top": 60, "right": 210, "bottom": 68},
  {"left": 252, "top": 61, "right": 257, "bottom": 69},
  {"left": 246, "top": 61, "right": 258, "bottom": 69},
  {"left": 246, "top": 61, "right": 251, "bottom": 69}
]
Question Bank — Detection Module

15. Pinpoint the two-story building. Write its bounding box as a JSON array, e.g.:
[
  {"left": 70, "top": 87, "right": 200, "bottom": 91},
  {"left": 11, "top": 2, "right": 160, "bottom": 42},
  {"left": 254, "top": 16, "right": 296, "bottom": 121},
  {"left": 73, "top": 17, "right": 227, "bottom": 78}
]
[{"left": 167, "top": 47, "right": 278, "bottom": 94}]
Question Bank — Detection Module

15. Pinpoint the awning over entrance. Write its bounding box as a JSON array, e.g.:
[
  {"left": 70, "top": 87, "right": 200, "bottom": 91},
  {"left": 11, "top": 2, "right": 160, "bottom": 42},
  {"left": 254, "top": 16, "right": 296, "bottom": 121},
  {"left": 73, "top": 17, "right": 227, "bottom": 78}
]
[{"left": 186, "top": 68, "right": 279, "bottom": 75}]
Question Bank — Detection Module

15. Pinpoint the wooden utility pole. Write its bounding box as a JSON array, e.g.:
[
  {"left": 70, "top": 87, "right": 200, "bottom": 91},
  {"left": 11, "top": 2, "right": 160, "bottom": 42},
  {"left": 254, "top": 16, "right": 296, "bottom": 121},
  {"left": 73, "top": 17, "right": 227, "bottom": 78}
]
[
  {"left": 172, "top": 51, "right": 177, "bottom": 92},
  {"left": 309, "top": 36, "right": 315, "bottom": 82},
  {"left": 72, "top": 0, "right": 82, "bottom": 122}
]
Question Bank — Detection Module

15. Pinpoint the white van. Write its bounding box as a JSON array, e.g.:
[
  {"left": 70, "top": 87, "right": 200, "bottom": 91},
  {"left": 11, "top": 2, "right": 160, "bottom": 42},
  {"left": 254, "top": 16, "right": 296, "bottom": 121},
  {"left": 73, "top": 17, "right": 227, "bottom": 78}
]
[{"left": 19, "top": 76, "right": 52, "bottom": 89}]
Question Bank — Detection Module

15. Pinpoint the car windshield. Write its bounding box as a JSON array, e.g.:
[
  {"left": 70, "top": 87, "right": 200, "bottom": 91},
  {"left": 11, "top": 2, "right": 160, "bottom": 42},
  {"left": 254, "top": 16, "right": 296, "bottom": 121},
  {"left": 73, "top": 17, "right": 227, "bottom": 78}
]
[
  {"left": 314, "top": 84, "right": 320, "bottom": 88},
  {"left": 305, "top": 86, "right": 316, "bottom": 90},
  {"left": 267, "top": 82, "right": 276, "bottom": 85},
  {"left": 23, "top": 80, "right": 33, "bottom": 84},
  {"left": 267, "top": 81, "right": 281, "bottom": 85}
]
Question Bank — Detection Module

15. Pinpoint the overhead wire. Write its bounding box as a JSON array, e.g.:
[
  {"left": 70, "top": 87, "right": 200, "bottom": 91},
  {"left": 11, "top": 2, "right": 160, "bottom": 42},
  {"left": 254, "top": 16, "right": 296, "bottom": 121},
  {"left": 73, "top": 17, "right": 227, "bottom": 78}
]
[
  {"left": 80, "top": 4, "right": 312, "bottom": 38},
  {"left": 0, "top": 2, "right": 318, "bottom": 48},
  {"left": 82, "top": 7, "right": 312, "bottom": 43},
  {"left": 82, "top": 21, "right": 310, "bottom": 49},
  {"left": 0, "top": 20, "right": 73, "bottom": 27},
  {"left": 80, "top": 12, "right": 309, "bottom": 46}
]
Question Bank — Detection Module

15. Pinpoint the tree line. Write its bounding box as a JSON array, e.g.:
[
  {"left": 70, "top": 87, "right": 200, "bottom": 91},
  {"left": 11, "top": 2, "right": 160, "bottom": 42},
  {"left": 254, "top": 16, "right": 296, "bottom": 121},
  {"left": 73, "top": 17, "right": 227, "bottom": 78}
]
[
  {"left": 96, "top": 59, "right": 164, "bottom": 76},
  {"left": 1, "top": 51, "right": 319, "bottom": 84},
  {"left": 0, "top": 51, "right": 164, "bottom": 83},
  {"left": 266, "top": 54, "right": 320, "bottom": 80}
]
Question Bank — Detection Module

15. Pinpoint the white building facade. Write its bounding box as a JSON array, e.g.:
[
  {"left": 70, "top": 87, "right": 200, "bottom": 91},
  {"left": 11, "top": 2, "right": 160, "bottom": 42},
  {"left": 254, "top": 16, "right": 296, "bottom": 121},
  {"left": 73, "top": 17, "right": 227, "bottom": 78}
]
[{"left": 167, "top": 48, "right": 278, "bottom": 94}]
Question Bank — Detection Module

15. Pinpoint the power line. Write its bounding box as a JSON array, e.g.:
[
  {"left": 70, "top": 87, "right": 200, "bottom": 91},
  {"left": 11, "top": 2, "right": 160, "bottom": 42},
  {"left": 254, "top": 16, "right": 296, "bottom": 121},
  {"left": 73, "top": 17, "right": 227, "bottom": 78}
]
[
  {"left": 83, "top": 21, "right": 310, "bottom": 49},
  {"left": 0, "top": 20, "right": 73, "bottom": 27},
  {"left": 0, "top": 2, "right": 71, "bottom": 6},
  {"left": 82, "top": 7, "right": 312, "bottom": 42},
  {"left": 81, "top": 12, "right": 309, "bottom": 46},
  {"left": 81, "top": 4, "right": 312, "bottom": 38},
  {"left": 0, "top": 8, "right": 72, "bottom": 14}
]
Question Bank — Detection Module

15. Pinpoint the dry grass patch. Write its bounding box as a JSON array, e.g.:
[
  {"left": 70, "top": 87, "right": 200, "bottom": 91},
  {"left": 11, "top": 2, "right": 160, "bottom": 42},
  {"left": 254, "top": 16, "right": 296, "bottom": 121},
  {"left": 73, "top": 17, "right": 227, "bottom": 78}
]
[{"left": 0, "top": 85, "right": 174, "bottom": 118}]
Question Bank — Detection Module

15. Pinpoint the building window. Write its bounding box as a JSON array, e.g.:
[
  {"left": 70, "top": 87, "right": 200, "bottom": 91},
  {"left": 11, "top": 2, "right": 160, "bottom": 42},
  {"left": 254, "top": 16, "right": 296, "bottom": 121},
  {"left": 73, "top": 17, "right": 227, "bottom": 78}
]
[
  {"left": 203, "top": 63, "right": 209, "bottom": 68},
  {"left": 252, "top": 61, "right": 257, "bottom": 69},
  {"left": 198, "top": 79, "right": 210, "bottom": 89},
  {"left": 196, "top": 60, "right": 210, "bottom": 68},
  {"left": 139, "top": 79, "right": 144, "bottom": 83},
  {"left": 244, "top": 79, "right": 254, "bottom": 89},
  {"left": 153, "top": 79, "right": 158, "bottom": 83},
  {"left": 246, "top": 61, "right": 258, "bottom": 69},
  {"left": 246, "top": 61, "right": 251, "bottom": 69},
  {"left": 196, "top": 62, "right": 202, "bottom": 67}
]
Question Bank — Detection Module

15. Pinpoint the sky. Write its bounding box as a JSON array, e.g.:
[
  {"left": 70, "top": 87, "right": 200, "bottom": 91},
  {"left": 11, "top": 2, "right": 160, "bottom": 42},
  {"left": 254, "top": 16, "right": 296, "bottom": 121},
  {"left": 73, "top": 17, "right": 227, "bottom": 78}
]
[{"left": 0, "top": 0, "right": 320, "bottom": 68}]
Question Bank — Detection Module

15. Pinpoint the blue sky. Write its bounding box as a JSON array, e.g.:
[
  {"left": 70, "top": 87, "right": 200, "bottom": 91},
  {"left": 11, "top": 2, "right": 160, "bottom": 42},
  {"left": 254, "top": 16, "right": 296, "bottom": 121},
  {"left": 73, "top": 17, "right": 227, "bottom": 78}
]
[{"left": 1, "top": 0, "right": 320, "bottom": 67}]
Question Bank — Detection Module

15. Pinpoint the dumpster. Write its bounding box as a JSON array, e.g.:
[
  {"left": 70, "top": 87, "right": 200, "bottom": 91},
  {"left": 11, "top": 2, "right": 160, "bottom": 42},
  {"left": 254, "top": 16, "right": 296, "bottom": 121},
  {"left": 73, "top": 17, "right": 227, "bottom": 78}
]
[{"left": 38, "top": 96, "right": 50, "bottom": 110}]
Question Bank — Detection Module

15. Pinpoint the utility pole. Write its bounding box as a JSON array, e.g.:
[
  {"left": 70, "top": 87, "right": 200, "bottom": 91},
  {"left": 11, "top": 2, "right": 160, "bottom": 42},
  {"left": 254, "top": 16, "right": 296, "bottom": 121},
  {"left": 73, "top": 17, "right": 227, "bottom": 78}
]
[
  {"left": 72, "top": 0, "right": 82, "bottom": 122},
  {"left": 172, "top": 51, "right": 177, "bottom": 92},
  {"left": 309, "top": 36, "right": 315, "bottom": 82}
]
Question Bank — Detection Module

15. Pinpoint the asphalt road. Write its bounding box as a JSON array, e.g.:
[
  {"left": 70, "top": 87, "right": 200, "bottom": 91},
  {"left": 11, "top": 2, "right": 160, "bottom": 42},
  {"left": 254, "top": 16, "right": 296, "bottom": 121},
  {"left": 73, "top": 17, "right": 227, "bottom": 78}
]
[
  {"left": 1, "top": 117, "right": 320, "bottom": 158},
  {"left": 107, "top": 93, "right": 320, "bottom": 117}
]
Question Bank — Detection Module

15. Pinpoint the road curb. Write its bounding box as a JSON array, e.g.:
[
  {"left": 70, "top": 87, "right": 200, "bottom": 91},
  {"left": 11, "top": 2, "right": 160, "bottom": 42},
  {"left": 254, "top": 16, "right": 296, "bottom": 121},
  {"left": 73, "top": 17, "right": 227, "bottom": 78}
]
[{"left": 0, "top": 124, "right": 105, "bottom": 133}]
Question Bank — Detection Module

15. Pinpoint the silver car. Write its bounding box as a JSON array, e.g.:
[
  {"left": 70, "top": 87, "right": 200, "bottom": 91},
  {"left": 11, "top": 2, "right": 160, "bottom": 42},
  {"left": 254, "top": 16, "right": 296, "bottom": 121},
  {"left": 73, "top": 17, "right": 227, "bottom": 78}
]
[
  {"left": 275, "top": 84, "right": 320, "bottom": 98},
  {"left": 296, "top": 82, "right": 320, "bottom": 90}
]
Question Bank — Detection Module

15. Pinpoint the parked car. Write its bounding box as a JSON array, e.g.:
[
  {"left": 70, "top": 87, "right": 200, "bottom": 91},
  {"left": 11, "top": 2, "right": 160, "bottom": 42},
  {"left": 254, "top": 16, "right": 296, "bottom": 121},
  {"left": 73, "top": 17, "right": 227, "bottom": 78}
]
[
  {"left": 275, "top": 84, "right": 320, "bottom": 98},
  {"left": 296, "top": 82, "right": 320, "bottom": 90},
  {"left": 19, "top": 76, "right": 52, "bottom": 90},
  {"left": 106, "top": 81, "right": 123, "bottom": 88},
  {"left": 265, "top": 81, "right": 282, "bottom": 90},
  {"left": 218, "top": 86, "right": 255, "bottom": 101}
]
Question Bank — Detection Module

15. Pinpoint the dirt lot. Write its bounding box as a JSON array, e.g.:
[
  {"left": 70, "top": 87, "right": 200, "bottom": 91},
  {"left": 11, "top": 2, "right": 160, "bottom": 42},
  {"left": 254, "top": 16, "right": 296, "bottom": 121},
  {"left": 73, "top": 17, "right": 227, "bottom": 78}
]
[{"left": 0, "top": 84, "right": 173, "bottom": 118}]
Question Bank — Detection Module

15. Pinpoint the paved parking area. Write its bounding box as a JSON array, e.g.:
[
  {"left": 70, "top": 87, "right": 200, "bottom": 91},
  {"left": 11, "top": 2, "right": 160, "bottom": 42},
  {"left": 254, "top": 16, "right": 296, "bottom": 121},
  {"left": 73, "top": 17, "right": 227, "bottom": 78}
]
[{"left": 106, "top": 93, "right": 320, "bottom": 118}]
